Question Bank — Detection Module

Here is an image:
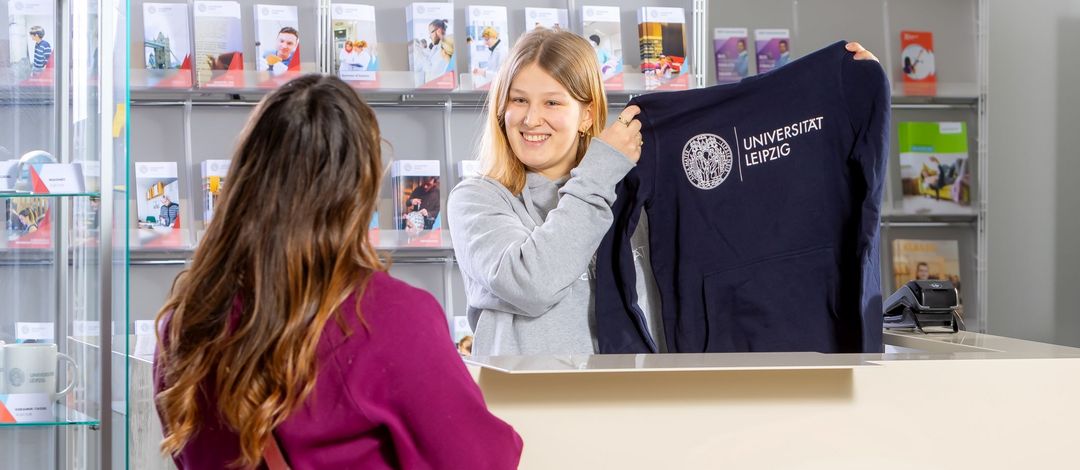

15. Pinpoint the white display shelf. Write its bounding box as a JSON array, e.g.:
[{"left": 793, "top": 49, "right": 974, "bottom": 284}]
[
  {"left": 0, "top": 191, "right": 101, "bottom": 199},
  {"left": 130, "top": 82, "right": 978, "bottom": 110},
  {"left": 373, "top": 229, "right": 453, "bottom": 252},
  {"left": 890, "top": 83, "right": 979, "bottom": 105},
  {"left": 880, "top": 212, "right": 978, "bottom": 227},
  {"left": 128, "top": 228, "right": 195, "bottom": 254},
  {"left": 0, "top": 404, "right": 99, "bottom": 428},
  {"left": 128, "top": 229, "right": 453, "bottom": 263}
]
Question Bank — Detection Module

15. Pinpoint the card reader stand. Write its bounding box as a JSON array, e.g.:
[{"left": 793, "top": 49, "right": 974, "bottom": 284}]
[{"left": 883, "top": 280, "right": 962, "bottom": 334}]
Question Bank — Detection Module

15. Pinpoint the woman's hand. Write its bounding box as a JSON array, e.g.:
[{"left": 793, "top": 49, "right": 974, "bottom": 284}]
[
  {"left": 596, "top": 105, "right": 643, "bottom": 164},
  {"left": 846, "top": 42, "right": 879, "bottom": 62}
]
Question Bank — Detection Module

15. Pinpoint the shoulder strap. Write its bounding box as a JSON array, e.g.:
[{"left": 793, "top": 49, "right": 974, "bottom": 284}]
[{"left": 263, "top": 432, "right": 291, "bottom": 470}]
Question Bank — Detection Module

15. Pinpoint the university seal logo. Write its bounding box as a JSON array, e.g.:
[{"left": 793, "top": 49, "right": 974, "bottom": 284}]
[
  {"left": 682, "top": 133, "right": 733, "bottom": 190},
  {"left": 9, "top": 368, "right": 25, "bottom": 388}
]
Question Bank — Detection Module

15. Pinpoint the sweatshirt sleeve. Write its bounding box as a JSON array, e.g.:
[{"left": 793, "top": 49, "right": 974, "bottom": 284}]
[
  {"left": 448, "top": 139, "right": 634, "bottom": 317},
  {"left": 594, "top": 100, "right": 658, "bottom": 354},
  {"left": 841, "top": 52, "right": 890, "bottom": 353},
  {"left": 350, "top": 291, "right": 523, "bottom": 469}
]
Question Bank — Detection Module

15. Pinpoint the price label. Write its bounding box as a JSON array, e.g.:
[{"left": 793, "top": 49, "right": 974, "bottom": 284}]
[{"left": 15, "top": 322, "right": 54, "bottom": 342}]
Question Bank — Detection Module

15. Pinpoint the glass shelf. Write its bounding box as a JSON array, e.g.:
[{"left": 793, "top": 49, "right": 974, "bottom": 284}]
[
  {"left": 0, "top": 192, "right": 101, "bottom": 199},
  {"left": 130, "top": 78, "right": 979, "bottom": 111},
  {"left": 0, "top": 404, "right": 99, "bottom": 428},
  {"left": 131, "top": 71, "right": 458, "bottom": 102},
  {"left": 129, "top": 228, "right": 194, "bottom": 253},
  {"left": 0, "top": 248, "right": 55, "bottom": 260},
  {"left": 890, "top": 83, "right": 980, "bottom": 105},
  {"left": 373, "top": 229, "right": 454, "bottom": 253},
  {"left": 127, "top": 228, "right": 454, "bottom": 264},
  {"left": 129, "top": 70, "right": 699, "bottom": 107},
  {"left": 881, "top": 212, "right": 978, "bottom": 226},
  {"left": 0, "top": 85, "right": 57, "bottom": 106},
  {"left": 881, "top": 211, "right": 977, "bottom": 220}
]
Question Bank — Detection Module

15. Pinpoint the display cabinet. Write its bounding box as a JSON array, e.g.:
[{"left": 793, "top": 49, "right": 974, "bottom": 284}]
[{"left": 1, "top": 0, "right": 128, "bottom": 466}]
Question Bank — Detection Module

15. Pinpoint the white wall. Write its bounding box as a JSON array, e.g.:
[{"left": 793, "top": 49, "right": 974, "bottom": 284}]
[{"left": 987, "top": 0, "right": 1080, "bottom": 345}]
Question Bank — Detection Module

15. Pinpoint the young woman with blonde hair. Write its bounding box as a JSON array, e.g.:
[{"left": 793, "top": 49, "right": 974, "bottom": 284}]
[
  {"left": 449, "top": 29, "right": 878, "bottom": 356},
  {"left": 154, "top": 75, "right": 521, "bottom": 469},
  {"left": 449, "top": 29, "right": 643, "bottom": 356}
]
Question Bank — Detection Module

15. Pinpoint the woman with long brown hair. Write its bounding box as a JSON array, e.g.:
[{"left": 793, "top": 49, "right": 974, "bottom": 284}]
[{"left": 153, "top": 75, "right": 522, "bottom": 469}]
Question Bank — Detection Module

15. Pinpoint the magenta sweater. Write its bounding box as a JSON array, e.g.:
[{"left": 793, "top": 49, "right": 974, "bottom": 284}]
[{"left": 154, "top": 271, "right": 523, "bottom": 469}]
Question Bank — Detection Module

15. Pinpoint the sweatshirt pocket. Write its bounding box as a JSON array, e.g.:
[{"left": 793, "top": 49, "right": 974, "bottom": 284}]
[{"left": 702, "top": 246, "right": 839, "bottom": 352}]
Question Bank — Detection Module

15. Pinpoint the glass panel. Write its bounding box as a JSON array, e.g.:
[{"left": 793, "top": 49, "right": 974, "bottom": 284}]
[
  {"left": 2, "top": 0, "right": 117, "bottom": 466},
  {"left": 0, "top": 0, "right": 59, "bottom": 164},
  {"left": 0, "top": 0, "right": 126, "bottom": 467},
  {"left": 114, "top": 0, "right": 132, "bottom": 462}
]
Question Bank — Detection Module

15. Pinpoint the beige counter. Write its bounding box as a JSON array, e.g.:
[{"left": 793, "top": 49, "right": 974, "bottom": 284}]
[
  {"left": 124, "top": 331, "right": 1080, "bottom": 468},
  {"left": 467, "top": 332, "right": 1080, "bottom": 469}
]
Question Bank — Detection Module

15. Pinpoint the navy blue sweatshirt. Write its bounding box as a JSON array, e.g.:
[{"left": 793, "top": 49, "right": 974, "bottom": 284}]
[{"left": 595, "top": 41, "right": 889, "bottom": 354}]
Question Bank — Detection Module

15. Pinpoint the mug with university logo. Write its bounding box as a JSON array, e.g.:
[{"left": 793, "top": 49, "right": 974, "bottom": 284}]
[{"left": 3, "top": 343, "right": 77, "bottom": 399}]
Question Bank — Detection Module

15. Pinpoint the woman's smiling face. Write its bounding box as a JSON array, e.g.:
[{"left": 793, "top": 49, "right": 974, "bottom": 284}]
[{"left": 503, "top": 62, "right": 592, "bottom": 179}]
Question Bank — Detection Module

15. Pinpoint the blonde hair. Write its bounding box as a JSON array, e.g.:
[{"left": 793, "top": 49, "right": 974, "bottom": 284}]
[
  {"left": 440, "top": 37, "right": 454, "bottom": 59},
  {"left": 481, "top": 26, "right": 498, "bottom": 40},
  {"left": 478, "top": 29, "right": 608, "bottom": 195}
]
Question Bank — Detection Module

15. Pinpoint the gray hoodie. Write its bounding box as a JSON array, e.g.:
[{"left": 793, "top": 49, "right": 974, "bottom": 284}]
[{"left": 448, "top": 139, "right": 637, "bottom": 355}]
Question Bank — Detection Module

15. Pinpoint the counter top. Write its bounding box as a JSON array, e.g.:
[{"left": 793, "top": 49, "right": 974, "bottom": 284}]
[
  {"left": 465, "top": 331, "right": 1080, "bottom": 374},
  {"left": 466, "top": 352, "right": 875, "bottom": 374},
  {"left": 882, "top": 330, "right": 1080, "bottom": 356}
]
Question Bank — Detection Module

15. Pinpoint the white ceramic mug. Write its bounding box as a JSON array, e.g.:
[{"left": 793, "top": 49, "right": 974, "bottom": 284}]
[{"left": 4, "top": 343, "right": 77, "bottom": 399}]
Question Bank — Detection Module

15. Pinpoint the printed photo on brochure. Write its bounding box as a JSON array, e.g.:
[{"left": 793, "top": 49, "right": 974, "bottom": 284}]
[
  {"left": 7, "top": 0, "right": 56, "bottom": 85},
  {"left": 466, "top": 5, "right": 508, "bottom": 90},
  {"left": 900, "top": 30, "right": 936, "bottom": 96},
  {"left": 754, "top": 29, "right": 791, "bottom": 75},
  {"left": 396, "top": 176, "right": 440, "bottom": 233},
  {"left": 332, "top": 3, "right": 379, "bottom": 84},
  {"left": 201, "top": 159, "right": 229, "bottom": 223},
  {"left": 135, "top": 162, "right": 186, "bottom": 248},
  {"left": 4, "top": 198, "right": 52, "bottom": 249},
  {"left": 253, "top": 4, "right": 300, "bottom": 86},
  {"left": 714, "top": 28, "right": 749, "bottom": 84},
  {"left": 581, "top": 5, "right": 623, "bottom": 88},
  {"left": 391, "top": 160, "right": 442, "bottom": 246},
  {"left": 898, "top": 121, "right": 972, "bottom": 214},
  {"left": 407, "top": 3, "right": 455, "bottom": 89},
  {"left": 892, "top": 239, "right": 963, "bottom": 315},
  {"left": 194, "top": 1, "right": 245, "bottom": 87},
  {"left": 142, "top": 2, "right": 194, "bottom": 88},
  {"left": 638, "top": 7, "right": 688, "bottom": 90}
]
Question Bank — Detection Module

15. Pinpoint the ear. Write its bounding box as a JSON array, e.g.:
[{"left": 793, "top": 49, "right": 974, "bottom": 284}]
[{"left": 579, "top": 104, "right": 594, "bottom": 134}]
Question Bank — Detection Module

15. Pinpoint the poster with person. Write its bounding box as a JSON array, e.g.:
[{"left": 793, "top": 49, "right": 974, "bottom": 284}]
[{"left": 331, "top": 3, "right": 378, "bottom": 83}]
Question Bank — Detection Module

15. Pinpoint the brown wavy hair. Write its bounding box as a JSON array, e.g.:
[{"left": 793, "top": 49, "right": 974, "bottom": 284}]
[
  {"left": 155, "top": 74, "right": 385, "bottom": 468},
  {"left": 479, "top": 29, "right": 608, "bottom": 195}
]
